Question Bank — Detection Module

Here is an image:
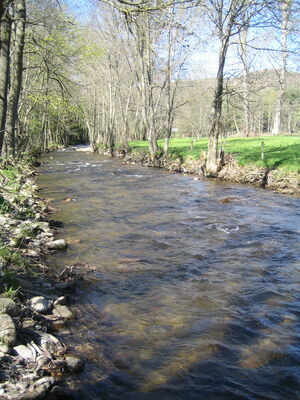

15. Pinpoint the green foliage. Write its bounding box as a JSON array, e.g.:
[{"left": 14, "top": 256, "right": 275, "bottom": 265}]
[
  {"left": 0, "top": 270, "right": 20, "bottom": 296},
  {"left": 129, "top": 135, "right": 300, "bottom": 172},
  {"left": 0, "top": 243, "right": 28, "bottom": 268},
  {"left": 0, "top": 195, "right": 13, "bottom": 214},
  {"left": 1, "top": 165, "right": 19, "bottom": 180},
  {"left": 0, "top": 285, "right": 19, "bottom": 300}
]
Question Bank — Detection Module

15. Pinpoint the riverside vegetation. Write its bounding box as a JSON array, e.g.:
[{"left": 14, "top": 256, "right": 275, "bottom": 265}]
[
  {"left": 0, "top": 156, "right": 86, "bottom": 400},
  {"left": 97, "top": 135, "right": 300, "bottom": 195}
]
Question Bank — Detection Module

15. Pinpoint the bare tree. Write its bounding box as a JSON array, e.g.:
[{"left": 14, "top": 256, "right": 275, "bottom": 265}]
[
  {"left": 6, "top": 0, "right": 26, "bottom": 155},
  {"left": 0, "top": 0, "right": 12, "bottom": 155},
  {"left": 204, "top": 0, "right": 271, "bottom": 176},
  {"left": 272, "top": 0, "right": 293, "bottom": 135}
]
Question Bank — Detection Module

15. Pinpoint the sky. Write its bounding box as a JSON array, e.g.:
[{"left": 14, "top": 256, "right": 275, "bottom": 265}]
[{"left": 63, "top": 0, "right": 299, "bottom": 80}]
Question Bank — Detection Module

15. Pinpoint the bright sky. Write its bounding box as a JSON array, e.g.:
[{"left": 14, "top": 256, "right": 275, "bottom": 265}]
[{"left": 63, "top": 0, "right": 299, "bottom": 80}]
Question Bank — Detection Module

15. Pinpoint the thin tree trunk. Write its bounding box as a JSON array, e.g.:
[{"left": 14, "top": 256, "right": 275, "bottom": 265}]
[
  {"left": 239, "top": 29, "right": 251, "bottom": 137},
  {"left": 6, "top": 0, "right": 26, "bottom": 155},
  {"left": 0, "top": 0, "right": 12, "bottom": 155},
  {"left": 206, "top": 38, "right": 228, "bottom": 176},
  {"left": 272, "top": 0, "right": 291, "bottom": 135}
]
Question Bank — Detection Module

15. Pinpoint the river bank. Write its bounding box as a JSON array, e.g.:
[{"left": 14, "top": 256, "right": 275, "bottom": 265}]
[
  {"left": 104, "top": 145, "right": 299, "bottom": 195},
  {"left": 0, "top": 158, "right": 85, "bottom": 400}
]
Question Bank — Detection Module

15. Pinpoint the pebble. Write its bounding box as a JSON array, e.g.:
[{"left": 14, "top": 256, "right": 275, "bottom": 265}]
[
  {"left": 37, "top": 355, "right": 51, "bottom": 367},
  {"left": 53, "top": 305, "right": 74, "bottom": 320},
  {"left": 0, "top": 343, "right": 10, "bottom": 354},
  {"left": 51, "top": 385, "right": 77, "bottom": 399},
  {"left": 12, "top": 345, "right": 34, "bottom": 361},
  {"left": 25, "top": 249, "right": 40, "bottom": 257},
  {"left": 54, "top": 296, "right": 67, "bottom": 306},
  {"left": 29, "top": 296, "right": 52, "bottom": 314},
  {"left": 64, "top": 355, "right": 84, "bottom": 372},
  {"left": 46, "top": 239, "right": 68, "bottom": 250},
  {"left": 0, "top": 298, "right": 20, "bottom": 317},
  {"left": 0, "top": 314, "right": 16, "bottom": 345}
]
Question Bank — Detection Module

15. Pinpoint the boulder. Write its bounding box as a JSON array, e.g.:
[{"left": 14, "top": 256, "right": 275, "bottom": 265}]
[
  {"left": 53, "top": 306, "right": 74, "bottom": 320},
  {"left": 0, "top": 298, "right": 20, "bottom": 317},
  {"left": 29, "top": 296, "right": 52, "bottom": 314},
  {"left": 46, "top": 239, "right": 67, "bottom": 250},
  {"left": 0, "top": 314, "right": 16, "bottom": 345}
]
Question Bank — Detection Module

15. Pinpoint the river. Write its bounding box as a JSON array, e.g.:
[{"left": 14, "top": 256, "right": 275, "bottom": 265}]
[{"left": 37, "top": 149, "right": 300, "bottom": 400}]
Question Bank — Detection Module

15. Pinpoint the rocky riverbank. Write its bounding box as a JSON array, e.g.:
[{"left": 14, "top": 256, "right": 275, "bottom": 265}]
[
  {"left": 105, "top": 146, "right": 299, "bottom": 195},
  {"left": 0, "top": 159, "right": 85, "bottom": 400}
]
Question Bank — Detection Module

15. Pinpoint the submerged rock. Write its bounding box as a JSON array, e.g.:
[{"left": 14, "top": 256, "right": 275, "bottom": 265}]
[
  {"left": 28, "top": 296, "right": 52, "bottom": 314},
  {"left": 51, "top": 385, "right": 77, "bottom": 400},
  {"left": 46, "top": 239, "right": 68, "bottom": 250},
  {"left": 53, "top": 305, "right": 74, "bottom": 320},
  {"left": 64, "top": 355, "right": 84, "bottom": 372},
  {"left": 0, "top": 314, "right": 16, "bottom": 345}
]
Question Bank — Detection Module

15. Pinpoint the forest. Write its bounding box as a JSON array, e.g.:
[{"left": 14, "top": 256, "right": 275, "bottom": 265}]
[{"left": 0, "top": 0, "right": 299, "bottom": 175}]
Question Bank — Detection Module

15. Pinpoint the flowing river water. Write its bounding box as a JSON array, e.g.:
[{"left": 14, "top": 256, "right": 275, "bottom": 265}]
[{"left": 37, "top": 149, "right": 300, "bottom": 400}]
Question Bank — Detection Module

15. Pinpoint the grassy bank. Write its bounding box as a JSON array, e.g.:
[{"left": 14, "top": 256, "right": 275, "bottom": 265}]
[{"left": 129, "top": 135, "right": 300, "bottom": 172}]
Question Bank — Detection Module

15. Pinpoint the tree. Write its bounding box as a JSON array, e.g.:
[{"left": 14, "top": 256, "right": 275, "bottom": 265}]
[
  {"left": 204, "top": 0, "right": 270, "bottom": 176},
  {"left": 0, "top": 0, "right": 12, "bottom": 155},
  {"left": 98, "top": 0, "right": 199, "bottom": 158},
  {"left": 18, "top": 0, "right": 83, "bottom": 152},
  {"left": 6, "top": 0, "right": 26, "bottom": 155},
  {"left": 272, "top": 0, "right": 293, "bottom": 135}
]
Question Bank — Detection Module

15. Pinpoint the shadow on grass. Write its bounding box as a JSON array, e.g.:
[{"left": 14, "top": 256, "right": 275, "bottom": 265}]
[{"left": 232, "top": 143, "right": 300, "bottom": 171}]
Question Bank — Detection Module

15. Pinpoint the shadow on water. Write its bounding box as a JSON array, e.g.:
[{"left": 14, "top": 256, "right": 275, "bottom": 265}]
[{"left": 37, "top": 150, "right": 300, "bottom": 400}]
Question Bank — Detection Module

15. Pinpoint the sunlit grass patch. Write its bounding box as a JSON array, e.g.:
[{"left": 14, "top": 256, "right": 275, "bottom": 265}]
[{"left": 129, "top": 135, "right": 300, "bottom": 172}]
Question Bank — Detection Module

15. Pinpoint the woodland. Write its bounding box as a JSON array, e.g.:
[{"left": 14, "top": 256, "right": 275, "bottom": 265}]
[{"left": 0, "top": 0, "right": 299, "bottom": 175}]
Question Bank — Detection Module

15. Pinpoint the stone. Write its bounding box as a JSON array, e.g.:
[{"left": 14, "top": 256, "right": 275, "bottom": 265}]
[
  {"left": 0, "top": 343, "right": 10, "bottom": 354},
  {"left": 37, "top": 355, "right": 51, "bottom": 367},
  {"left": 53, "top": 306, "right": 74, "bottom": 320},
  {"left": 46, "top": 239, "right": 67, "bottom": 250},
  {"left": 29, "top": 296, "right": 52, "bottom": 314},
  {"left": 54, "top": 296, "right": 67, "bottom": 306},
  {"left": 0, "top": 314, "right": 16, "bottom": 345},
  {"left": 32, "top": 376, "right": 55, "bottom": 395},
  {"left": 0, "top": 298, "right": 20, "bottom": 317},
  {"left": 12, "top": 345, "right": 34, "bottom": 361},
  {"left": 41, "top": 282, "right": 52, "bottom": 289},
  {"left": 64, "top": 355, "right": 84, "bottom": 372},
  {"left": 25, "top": 249, "right": 40, "bottom": 257}
]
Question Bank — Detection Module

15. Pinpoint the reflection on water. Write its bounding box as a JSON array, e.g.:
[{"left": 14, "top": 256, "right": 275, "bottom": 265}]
[{"left": 37, "top": 150, "right": 300, "bottom": 400}]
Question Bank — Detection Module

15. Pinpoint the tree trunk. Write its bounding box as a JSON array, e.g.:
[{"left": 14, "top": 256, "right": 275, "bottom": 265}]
[
  {"left": 0, "top": 0, "right": 12, "bottom": 155},
  {"left": 6, "top": 0, "right": 26, "bottom": 155},
  {"left": 206, "top": 38, "right": 228, "bottom": 176},
  {"left": 239, "top": 29, "right": 251, "bottom": 137},
  {"left": 272, "top": 0, "right": 291, "bottom": 135}
]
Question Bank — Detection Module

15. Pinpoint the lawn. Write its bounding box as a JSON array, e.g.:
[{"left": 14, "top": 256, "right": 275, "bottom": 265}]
[{"left": 129, "top": 135, "right": 300, "bottom": 172}]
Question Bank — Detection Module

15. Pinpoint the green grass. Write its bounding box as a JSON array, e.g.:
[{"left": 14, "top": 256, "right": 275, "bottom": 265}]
[{"left": 129, "top": 135, "right": 300, "bottom": 172}]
